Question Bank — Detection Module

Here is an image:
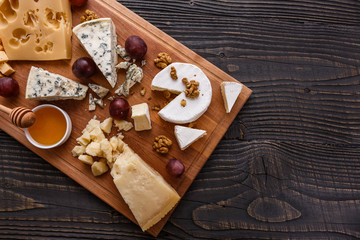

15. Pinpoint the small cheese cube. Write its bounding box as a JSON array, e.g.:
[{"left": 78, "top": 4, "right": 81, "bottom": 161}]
[
  {"left": 89, "top": 127, "right": 106, "bottom": 143},
  {"left": 131, "top": 103, "right": 151, "bottom": 131},
  {"left": 85, "top": 142, "right": 102, "bottom": 157},
  {"left": 91, "top": 161, "right": 109, "bottom": 176},
  {"left": 76, "top": 131, "right": 91, "bottom": 146},
  {"left": 0, "top": 51, "right": 8, "bottom": 63},
  {"left": 83, "top": 118, "right": 101, "bottom": 133},
  {"left": 72, "top": 145, "right": 86, "bottom": 157},
  {"left": 100, "top": 139, "right": 113, "bottom": 162},
  {"left": 114, "top": 120, "right": 133, "bottom": 131},
  {"left": 0, "top": 62, "right": 14, "bottom": 76},
  {"left": 100, "top": 117, "right": 113, "bottom": 134},
  {"left": 78, "top": 155, "right": 94, "bottom": 165}
]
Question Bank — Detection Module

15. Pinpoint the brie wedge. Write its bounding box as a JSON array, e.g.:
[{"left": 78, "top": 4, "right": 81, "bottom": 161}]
[
  {"left": 174, "top": 125, "right": 207, "bottom": 150},
  {"left": 151, "top": 63, "right": 212, "bottom": 124},
  {"left": 220, "top": 81, "right": 243, "bottom": 113},
  {"left": 111, "top": 140, "right": 180, "bottom": 231},
  {"left": 73, "top": 18, "right": 118, "bottom": 88}
]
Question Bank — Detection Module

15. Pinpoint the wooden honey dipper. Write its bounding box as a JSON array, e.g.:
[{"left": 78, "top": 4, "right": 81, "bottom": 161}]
[{"left": 0, "top": 105, "right": 36, "bottom": 128}]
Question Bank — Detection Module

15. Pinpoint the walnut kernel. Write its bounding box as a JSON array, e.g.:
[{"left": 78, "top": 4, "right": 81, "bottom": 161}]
[
  {"left": 154, "top": 52, "right": 172, "bottom": 69},
  {"left": 180, "top": 99, "right": 186, "bottom": 107},
  {"left": 170, "top": 66, "right": 178, "bottom": 80},
  {"left": 163, "top": 90, "right": 171, "bottom": 100},
  {"left": 80, "top": 10, "right": 99, "bottom": 23},
  {"left": 182, "top": 78, "right": 200, "bottom": 98},
  {"left": 153, "top": 135, "right": 172, "bottom": 154}
]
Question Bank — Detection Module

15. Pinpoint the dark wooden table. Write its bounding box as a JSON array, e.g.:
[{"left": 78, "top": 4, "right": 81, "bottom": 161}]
[{"left": 1, "top": 0, "right": 360, "bottom": 239}]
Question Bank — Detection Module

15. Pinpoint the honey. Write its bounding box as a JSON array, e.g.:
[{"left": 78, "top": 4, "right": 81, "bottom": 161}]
[{"left": 28, "top": 106, "right": 67, "bottom": 145}]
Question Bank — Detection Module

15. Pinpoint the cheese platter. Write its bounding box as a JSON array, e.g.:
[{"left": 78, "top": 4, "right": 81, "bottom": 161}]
[{"left": 0, "top": 0, "right": 252, "bottom": 236}]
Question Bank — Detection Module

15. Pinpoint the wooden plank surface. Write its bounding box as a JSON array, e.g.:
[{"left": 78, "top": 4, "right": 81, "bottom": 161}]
[
  {"left": 0, "top": 0, "right": 251, "bottom": 237},
  {"left": 1, "top": 0, "right": 360, "bottom": 239}
]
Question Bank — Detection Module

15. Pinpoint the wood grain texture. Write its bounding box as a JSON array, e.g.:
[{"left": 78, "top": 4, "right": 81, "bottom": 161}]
[
  {"left": 1, "top": 0, "right": 360, "bottom": 239},
  {"left": 0, "top": 0, "right": 251, "bottom": 236}
]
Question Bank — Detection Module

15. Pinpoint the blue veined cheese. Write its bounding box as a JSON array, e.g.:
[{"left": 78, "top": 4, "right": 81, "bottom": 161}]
[
  {"left": 73, "top": 18, "right": 118, "bottom": 88},
  {"left": 88, "top": 83, "right": 109, "bottom": 99},
  {"left": 115, "top": 64, "right": 143, "bottom": 97},
  {"left": 26, "top": 66, "right": 88, "bottom": 101},
  {"left": 89, "top": 93, "right": 96, "bottom": 112}
]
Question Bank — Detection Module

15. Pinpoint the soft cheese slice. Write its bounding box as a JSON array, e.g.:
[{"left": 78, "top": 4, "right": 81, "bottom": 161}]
[
  {"left": 26, "top": 66, "right": 88, "bottom": 101},
  {"left": 0, "top": 0, "right": 72, "bottom": 60},
  {"left": 174, "top": 125, "right": 207, "bottom": 150},
  {"left": 73, "top": 18, "right": 117, "bottom": 88},
  {"left": 111, "top": 140, "right": 180, "bottom": 231},
  {"left": 151, "top": 63, "right": 212, "bottom": 124},
  {"left": 131, "top": 103, "right": 151, "bottom": 131},
  {"left": 220, "top": 81, "right": 243, "bottom": 113}
]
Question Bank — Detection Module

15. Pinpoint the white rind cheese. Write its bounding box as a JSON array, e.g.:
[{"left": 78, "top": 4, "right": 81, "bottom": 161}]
[
  {"left": 220, "top": 81, "right": 243, "bottom": 113},
  {"left": 174, "top": 125, "right": 207, "bottom": 150},
  {"left": 111, "top": 140, "right": 180, "bottom": 231},
  {"left": 73, "top": 18, "right": 118, "bottom": 88},
  {"left": 26, "top": 66, "right": 88, "bottom": 101},
  {"left": 151, "top": 63, "right": 212, "bottom": 124}
]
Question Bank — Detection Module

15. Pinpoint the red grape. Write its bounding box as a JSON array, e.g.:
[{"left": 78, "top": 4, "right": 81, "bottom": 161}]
[
  {"left": 109, "top": 98, "right": 130, "bottom": 120},
  {"left": 125, "top": 35, "right": 147, "bottom": 60},
  {"left": 0, "top": 77, "right": 19, "bottom": 98},
  {"left": 166, "top": 158, "right": 185, "bottom": 177},
  {"left": 72, "top": 57, "right": 96, "bottom": 79},
  {"left": 69, "top": 0, "right": 88, "bottom": 7}
]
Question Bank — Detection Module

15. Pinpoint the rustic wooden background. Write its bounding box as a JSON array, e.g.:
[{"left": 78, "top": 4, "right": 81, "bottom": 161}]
[{"left": 1, "top": 0, "right": 360, "bottom": 239}]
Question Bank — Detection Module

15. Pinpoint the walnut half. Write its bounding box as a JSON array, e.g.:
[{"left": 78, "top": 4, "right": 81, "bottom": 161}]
[
  {"left": 154, "top": 52, "right": 172, "bottom": 69},
  {"left": 153, "top": 135, "right": 172, "bottom": 154}
]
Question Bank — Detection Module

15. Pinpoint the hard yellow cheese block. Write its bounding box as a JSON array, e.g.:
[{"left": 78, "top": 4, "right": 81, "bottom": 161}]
[
  {"left": 111, "top": 141, "right": 180, "bottom": 231},
  {"left": 0, "top": 0, "right": 72, "bottom": 60}
]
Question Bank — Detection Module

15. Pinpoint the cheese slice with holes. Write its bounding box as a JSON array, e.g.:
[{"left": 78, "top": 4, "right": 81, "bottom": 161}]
[
  {"left": 151, "top": 63, "right": 212, "bottom": 124},
  {"left": 220, "top": 81, "right": 243, "bottom": 113},
  {"left": 111, "top": 139, "right": 180, "bottom": 231},
  {"left": 0, "top": 0, "right": 72, "bottom": 60},
  {"left": 73, "top": 18, "right": 118, "bottom": 88},
  {"left": 174, "top": 125, "right": 207, "bottom": 150}
]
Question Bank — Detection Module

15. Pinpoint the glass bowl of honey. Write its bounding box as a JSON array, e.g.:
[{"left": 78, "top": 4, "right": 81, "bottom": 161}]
[{"left": 24, "top": 104, "right": 72, "bottom": 149}]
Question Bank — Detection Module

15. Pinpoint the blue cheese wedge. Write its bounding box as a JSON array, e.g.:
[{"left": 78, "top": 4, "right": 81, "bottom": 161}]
[
  {"left": 26, "top": 66, "right": 88, "bottom": 101},
  {"left": 88, "top": 83, "right": 109, "bottom": 99},
  {"left": 73, "top": 18, "right": 118, "bottom": 88},
  {"left": 111, "top": 139, "right": 180, "bottom": 231},
  {"left": 174, "top": 125, "right": 207, "bottom": 150},
  {"left": 151, "top": 63, "right": 212, "bottom": 124}
]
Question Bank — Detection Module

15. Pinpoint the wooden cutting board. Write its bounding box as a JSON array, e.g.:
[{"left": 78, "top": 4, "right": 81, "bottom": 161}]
[{"left": 0, "top": 0, "right": 252, "bottom": 236}]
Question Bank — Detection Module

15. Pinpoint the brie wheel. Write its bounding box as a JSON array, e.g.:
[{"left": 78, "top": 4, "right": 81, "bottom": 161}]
[
  {"left": 174, "top": 125, "right": 207, "bottom": 150},
  {"left": 151, "top": 63, "right": 212, "bottom": 124},
  {"left": 220, "top": 81, "right": 243, "bottom": 113}
]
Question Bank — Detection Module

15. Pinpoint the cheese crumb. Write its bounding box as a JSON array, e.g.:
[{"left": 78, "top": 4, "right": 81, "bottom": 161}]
[
  {"left": 78, "top": 155, "right": 94, "bottom": 165},
  {"left": 114, "top": 120, "right": 133, "bottom": 132},
  {"left": 91, "top": 161, "right": 109, "bottom": 176},
  {"left": 72, "top": 145, "right": 86, "bottom": 157},
  {"left": 100, "top": 117, "right": 113, "bottom": 134}
]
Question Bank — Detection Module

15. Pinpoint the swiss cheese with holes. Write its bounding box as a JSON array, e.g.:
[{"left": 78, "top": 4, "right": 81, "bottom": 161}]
[{"left": 0, "top": 0, "right": 72, "bottom": 60}]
